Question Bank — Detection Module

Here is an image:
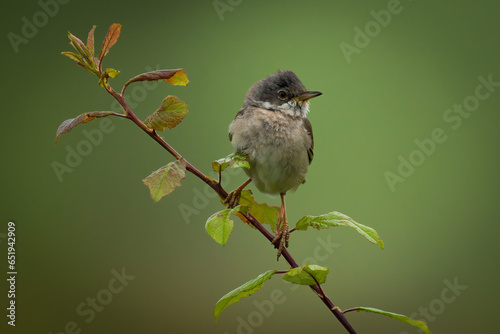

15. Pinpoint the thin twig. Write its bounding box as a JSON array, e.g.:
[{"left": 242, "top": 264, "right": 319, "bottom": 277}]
[
  {"left": 343, "top": 308, "right": 358, "bottom": 314},
  {"left": 275, "top": 270, "right": 289, "bottom": 275}
]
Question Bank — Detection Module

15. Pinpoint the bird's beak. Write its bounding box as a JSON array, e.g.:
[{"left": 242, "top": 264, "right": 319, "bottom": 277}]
[{"left": 294, "top": 91, "right": 323, "bottom": 101}]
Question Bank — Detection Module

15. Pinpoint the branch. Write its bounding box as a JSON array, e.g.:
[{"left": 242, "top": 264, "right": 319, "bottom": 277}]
[{"left": 106, "top": 84, "right": 357, "bottom": 334}]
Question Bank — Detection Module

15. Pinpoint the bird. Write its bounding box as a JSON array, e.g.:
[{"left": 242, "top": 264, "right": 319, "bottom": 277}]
[{"left": 225, "top": 70, "right": 322, "bottom": 259}]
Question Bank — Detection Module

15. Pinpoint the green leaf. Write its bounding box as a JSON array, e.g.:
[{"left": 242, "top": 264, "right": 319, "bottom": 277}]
[
  {"left": 164, "top": 69, "right": 189, "bottom": 86},
  {"left": 282, "top": 264, "right": 329, "bottom": 285},
  {"left": 99, "top": 23, "right": 121, "bottom": 61},
  {"left": 211, "top": 159, "right": 230, "bottom": 173},
  {"left": 123, "top": 69, "right": 189, "bottom": 91},
  {"left": 142, "top": 159, "right": 187, "bottom": 202},
  {"left": 98, "top": 68, "right": 120, "bottom": 87},
  {"left": 205, "top": 206, "right": 247, "bottom": 246},
  {"left": 61, "top": 51, "right": 83, "bottom": 63},
  {"left": 145, "top": 95, "right": 189, "bottom": 131},
  {"left": 55, "top": 111, "right": 116, "bottom": 143},
  {"left": 105, "top": 68, "right": 120, "bottom": 78},
  {"left": 212, "top": 152, "right": 250, "bottom": 172},
  {"left": 345, "top": 307, "right": 432, "bottom": 334},
  {"left": 205, "top": 209, "right": 233, "bottom": 246},
  {"left": 239, "top": 190, "right": 279, "bottom": 230},
  {"left": 214, "top": 270, "right": 277, "bottom": 321},
  {"left": 230, "top": 152, "right": 250, "bottom": 169},
  {"left": 64, "top": 32, "right": 99, "bottom": 76},
  {"left": 68, "top": 32, "right": 91, "bottom": 61},
  {"left": 295, "top": 211, "right": 384, "bottom": 249}
]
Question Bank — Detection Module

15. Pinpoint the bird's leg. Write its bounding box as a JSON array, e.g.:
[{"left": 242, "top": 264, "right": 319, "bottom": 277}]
[
  {"left": 224, "top": 178, "right": 252, "bottom": 208},
  {"left": 272, "top": 193, "right": 289, "bottom": 259}
]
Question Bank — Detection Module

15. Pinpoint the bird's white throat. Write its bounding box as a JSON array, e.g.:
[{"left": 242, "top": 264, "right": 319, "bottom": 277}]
[{"left": 261, "top": 100, "right": 310, "bottom": 117}]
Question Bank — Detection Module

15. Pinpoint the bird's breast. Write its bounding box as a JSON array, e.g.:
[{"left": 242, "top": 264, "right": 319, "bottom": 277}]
[{"left": 229, "top": 108, "right": 312, "bottom": 195}]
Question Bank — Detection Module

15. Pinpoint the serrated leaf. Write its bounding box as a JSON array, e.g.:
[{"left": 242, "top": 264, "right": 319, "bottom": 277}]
[
  {"left": 212, "top": 152, "right": 250, "bottom": 172},
  {"left": 295, "top": 212, "right": 384, "bottom": 249},
  {"left": 345, "top": 307, "right": 432, "bottom": 334},
  {"left": 205, "top": 205, "right": 248, "bottom": 246},
  {"left": 142, "top": 159, "right": 186, "bottom": 202},
  {"left": 123, "top": 69, "right": 189, "bottom": 90},
  {"left": 239, "top": 190, "right": 279, "bottom": 230},
  {"left": 99, "top": 23, "right": 121, "bottom": 61},
  {"left": 282, "top": 264, "right": 329, "bottom": 285},
  {"left": 214, "top": 270, "right": 277, "bottom": 322},
  {"left": 87, "top": 25, "right": 96, "bottom": 56},
  {"left": 205, "top": 206, "right": 247, "bottom": 246},
  {"left": 145, "top": 95, "right": 188, "bottom": 131},
  {"left": 206, "top": 209, "right": 234, "bottom": 246},
  {"left": 55, "top": 111, "right": 115, "bottom": 143}
]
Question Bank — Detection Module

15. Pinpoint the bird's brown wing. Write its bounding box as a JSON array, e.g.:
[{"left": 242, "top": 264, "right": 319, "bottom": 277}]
[
  {"left": 229, "top": 107, "right": 246, "bottom": 142},
  {"left": 303, "top": 118, "right": 314, "bottom": 164}
]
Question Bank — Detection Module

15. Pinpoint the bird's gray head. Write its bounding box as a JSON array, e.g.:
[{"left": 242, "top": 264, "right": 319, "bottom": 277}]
[{"left": 243, "top": 70, "right": 322, "bottom": 118}]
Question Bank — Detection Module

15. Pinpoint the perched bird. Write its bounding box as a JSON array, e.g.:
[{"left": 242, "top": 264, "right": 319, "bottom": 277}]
[{"left": 226, "top": 70, "right": 322, "bottom": 258}]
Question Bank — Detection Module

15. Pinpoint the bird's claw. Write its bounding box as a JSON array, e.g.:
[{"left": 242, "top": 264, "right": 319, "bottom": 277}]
[
  {"left": 272, "top": 218, "right": 289, "bottom": 260},
  {"left": 224, "top": 189, "right": 241, "bottom": 208}
]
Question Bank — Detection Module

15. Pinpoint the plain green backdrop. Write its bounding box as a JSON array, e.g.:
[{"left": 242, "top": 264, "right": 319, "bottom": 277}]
[{"left": 1, "top": 0, "right": 499, "bottom": 333}]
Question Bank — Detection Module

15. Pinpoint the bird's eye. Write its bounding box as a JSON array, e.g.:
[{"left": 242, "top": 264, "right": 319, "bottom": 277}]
[{"left": 277, "top": 90, "right": 288, "bottom": 100}]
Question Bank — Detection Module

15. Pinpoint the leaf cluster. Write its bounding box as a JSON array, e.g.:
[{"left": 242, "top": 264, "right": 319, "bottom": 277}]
[
  {"left": 62, "top": 24, "right": 120, "bottom": 85},
  {"left": 58, "top": 24, "right": 191, "bottom": 198}
]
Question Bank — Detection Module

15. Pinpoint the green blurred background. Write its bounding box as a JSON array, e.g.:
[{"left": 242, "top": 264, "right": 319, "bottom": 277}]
[{"left": 1, "top": 0, "right": 499, "bottom": 333}]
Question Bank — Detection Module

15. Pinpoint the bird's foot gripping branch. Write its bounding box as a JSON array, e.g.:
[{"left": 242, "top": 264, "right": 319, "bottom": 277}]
[{"left": 56, "top": 24, "right": 432, "bottom": 334}]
